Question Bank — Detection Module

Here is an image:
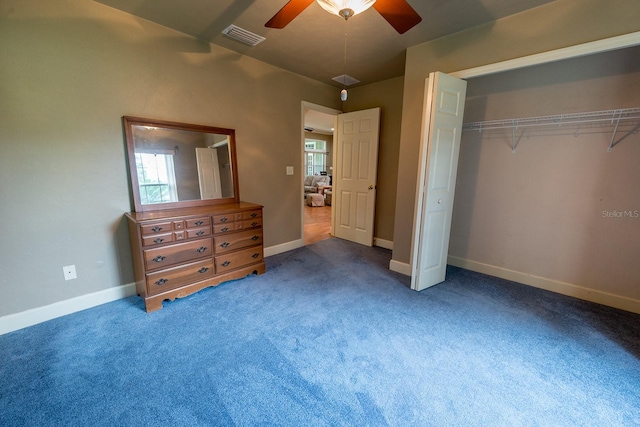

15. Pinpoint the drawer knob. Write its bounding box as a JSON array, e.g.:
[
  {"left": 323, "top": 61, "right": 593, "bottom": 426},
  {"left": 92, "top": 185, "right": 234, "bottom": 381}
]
[
  {"left": 220, "top": 242, "right": 230, "bottom": 248},
  {"left": 196, "top": 246, "right": 207, "bottom": 253},
  {"left": 220, "top": 217, "right": 229, "bottom": 222},
  {"left": 221, "top": 227, "right": 229, "bottom": 232},
  {"left": 196, "top": 230, "right": 205, "bottom": 236},
  {"left": 152, "top": 256, "right": 166, "bottom": 263},
  {"left": 251, "top": 235, "right": 259, "bottom": 241},
  {"left": 195, "top": 220, "right": 204, "bottom": 226},
  {"left": 154, "top": 278, "right": 168, "bottom": 286},
  {"left": 151, "top": 226, "right": 163, "bottom": 232},
  {"left": 250, "top": 213, "right": 257, "bottom": 218},
  {"left": 251, "top": 222, "right": 258, "bottom": 227},
  {"left": 198, "top": 267, "right": 209, "bottom": 273},
  {"left": 153, "top": 238, "right": 164, "bottom": 244},
  {"left": 221, "top": 261, "right": 231, "bottom": 267},
  {"left": 252, "top": 253, "right": 260, "bottom": 259}
]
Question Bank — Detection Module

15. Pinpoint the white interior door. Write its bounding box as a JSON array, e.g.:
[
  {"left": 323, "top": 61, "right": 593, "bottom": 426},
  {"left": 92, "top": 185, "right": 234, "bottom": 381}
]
[
  {"left": 196, "top": 147, "right": 222, "bottom": 199},
  {"left": 333, "top": 107, "right": 380, "bottom": 246},
  {"left": 411, "top": 72, "right": 467, "bottom": 291}
]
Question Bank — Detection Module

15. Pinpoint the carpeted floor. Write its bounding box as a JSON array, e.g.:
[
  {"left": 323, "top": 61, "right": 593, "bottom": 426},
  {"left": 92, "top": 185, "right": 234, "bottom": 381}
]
[{"left": 1, "top": 238, "right": 639, "bottom": 426}]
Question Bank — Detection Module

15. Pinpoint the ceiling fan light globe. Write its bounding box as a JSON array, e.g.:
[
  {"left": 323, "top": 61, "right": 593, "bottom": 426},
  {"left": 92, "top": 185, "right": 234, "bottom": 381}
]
[{"left": 316, "top": 0, "right": 376, "bottom": 18}]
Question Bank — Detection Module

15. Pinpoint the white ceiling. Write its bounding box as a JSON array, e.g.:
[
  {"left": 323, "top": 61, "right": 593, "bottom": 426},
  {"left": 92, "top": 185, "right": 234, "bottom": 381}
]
[
  {"left": 304, "top": 109, "right": 336, "bottom": 135},
  {"left": 95, "top": 0, "right": 554, "bottom": 88}
]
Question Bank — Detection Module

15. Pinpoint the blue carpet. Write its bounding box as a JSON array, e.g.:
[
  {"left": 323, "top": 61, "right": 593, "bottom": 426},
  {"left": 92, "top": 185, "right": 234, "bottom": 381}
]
[{"left": 1, "top": 238, "right": 639, "bottom": 426}]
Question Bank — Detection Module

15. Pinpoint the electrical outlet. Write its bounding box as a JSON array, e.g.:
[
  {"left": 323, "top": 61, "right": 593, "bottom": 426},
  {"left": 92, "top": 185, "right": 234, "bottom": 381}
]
[
  {"left": 63, "top": 265, "right": 77, "bottom": 281},
  {"left": 286, "top": 166, "right": 294, "bottom": 176}
]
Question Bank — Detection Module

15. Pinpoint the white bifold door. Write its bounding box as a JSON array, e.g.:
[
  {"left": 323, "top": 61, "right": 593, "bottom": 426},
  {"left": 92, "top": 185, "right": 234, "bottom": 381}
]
[
  {"left": 411, "top": 72, "right": 467, "bottom": 291},
  {"left": 333, "top": 107, "right": 381, "bottom": 247}
]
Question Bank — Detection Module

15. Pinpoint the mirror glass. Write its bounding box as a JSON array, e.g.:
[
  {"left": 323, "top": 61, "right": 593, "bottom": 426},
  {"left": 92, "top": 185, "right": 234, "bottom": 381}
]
[{"left": 124, "top": 116, "right": 239, "bottom": 212}]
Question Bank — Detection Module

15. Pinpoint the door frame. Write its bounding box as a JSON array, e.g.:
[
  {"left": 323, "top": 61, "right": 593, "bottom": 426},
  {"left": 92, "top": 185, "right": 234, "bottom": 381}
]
[{"left": 301, "top": 101, "right": 342, "bottom": 244}]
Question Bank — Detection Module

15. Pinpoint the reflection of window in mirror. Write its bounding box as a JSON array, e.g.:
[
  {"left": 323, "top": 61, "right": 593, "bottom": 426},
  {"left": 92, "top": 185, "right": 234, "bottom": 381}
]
[
  {"left": 304, "top": 139, "right": 327, "bottom": 176},
  {"left": 135, "top": 150, "right": 178, "bottom": 205}
]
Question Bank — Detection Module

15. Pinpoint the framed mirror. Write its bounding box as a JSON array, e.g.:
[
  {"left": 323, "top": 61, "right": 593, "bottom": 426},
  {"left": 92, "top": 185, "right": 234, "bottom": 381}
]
[{"left": 124, "top": 116, "right": 239, "bottom": 212}]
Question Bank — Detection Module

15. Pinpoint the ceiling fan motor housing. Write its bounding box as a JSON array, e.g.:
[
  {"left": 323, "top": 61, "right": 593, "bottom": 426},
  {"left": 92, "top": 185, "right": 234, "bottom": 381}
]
[{"left": 316, "top": 0, "right": 377, "bottom": 19}]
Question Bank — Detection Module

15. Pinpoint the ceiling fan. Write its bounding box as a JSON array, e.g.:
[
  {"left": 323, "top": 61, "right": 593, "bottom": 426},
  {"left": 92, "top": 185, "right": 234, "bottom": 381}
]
[{"left": 265, "top": 0, "right": 422, "bottom": 34}]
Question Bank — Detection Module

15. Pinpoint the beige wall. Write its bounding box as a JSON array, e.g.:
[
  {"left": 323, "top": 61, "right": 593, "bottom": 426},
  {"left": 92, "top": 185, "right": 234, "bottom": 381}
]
[
  {"left": 393, "top": 0, "right": 640, "bottom": 298},
  {"left": 0, "top": 0, "right": 340, "bottom": 316},
  {"left": 345, "top": 77, "right": 404, "bottom": 243}
]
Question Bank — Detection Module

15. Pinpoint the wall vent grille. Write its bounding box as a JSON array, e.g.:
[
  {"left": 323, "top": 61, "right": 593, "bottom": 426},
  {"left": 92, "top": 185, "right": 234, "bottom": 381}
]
[{"left": 222, "top": 25, "right": 265, "bottom": 46}]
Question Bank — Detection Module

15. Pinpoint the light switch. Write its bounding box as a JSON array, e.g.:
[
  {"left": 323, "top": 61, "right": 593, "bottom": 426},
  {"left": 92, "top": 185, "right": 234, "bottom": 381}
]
[{"left": 286, "top": 166, "right": 294, "bottom": 175}]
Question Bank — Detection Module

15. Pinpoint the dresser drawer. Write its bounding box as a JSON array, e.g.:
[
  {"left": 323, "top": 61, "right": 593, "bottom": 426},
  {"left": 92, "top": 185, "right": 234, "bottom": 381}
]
[
  {"left": 215, "top": 246, "right": 263, "bottom": 273},
  {"left": 142, "top": 232, "right": 174, "bottom": 247},
  {"left": 186, "top": 217, "right": 211, "bottom": 228},
  {"left": 146, "top": 259, "right": 214, "bottom": 296},
  {"left": 141, "top": 222, "right": 173, "bottom": 236},
  {"left": 238, "top": 217, "right": 262, "bottom": 230},
  {"left": 213, "top": 223, "right": 237, "bottom": 234},
  {"left": 186, "top": 226, "right": 212, "bottom": 239},
  {"left": 213, "top": 218, "right": 262, "bottom": 234},
  {"left": 214, "top": 229, "right": 263, "bottom": 254},
  {"left": 213, "top": 213, "right": 234, "bottom": 224},
  {"left": 242, "top": 210, "right": 262, "bottom": 220},
  {"left": 143, "top": 238, "right": 213, "bottom": 271}
]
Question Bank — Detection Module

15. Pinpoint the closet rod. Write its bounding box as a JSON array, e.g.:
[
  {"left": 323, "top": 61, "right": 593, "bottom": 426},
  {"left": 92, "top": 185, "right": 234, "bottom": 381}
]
[{"left": 462, "top": 107, "right": 640, "bottom": 132}]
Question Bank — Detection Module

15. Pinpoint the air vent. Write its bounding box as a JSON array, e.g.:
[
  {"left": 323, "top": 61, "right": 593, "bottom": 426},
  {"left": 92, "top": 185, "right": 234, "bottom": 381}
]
[
  {"left": 222, "top": 25, "right": 265, "bottom": 46},
  {"left": 332, "top": 74, "right": 360, "bottom": 86}
]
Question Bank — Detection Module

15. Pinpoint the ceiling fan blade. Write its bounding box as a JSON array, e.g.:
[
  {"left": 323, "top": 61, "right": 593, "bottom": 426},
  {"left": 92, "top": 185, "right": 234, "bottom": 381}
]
[
  {"left": 265, "top": 0, "right": 315, "bottom": 29},
  {"left": 373, "top": 0, "right": 422, "bottom": 34}
]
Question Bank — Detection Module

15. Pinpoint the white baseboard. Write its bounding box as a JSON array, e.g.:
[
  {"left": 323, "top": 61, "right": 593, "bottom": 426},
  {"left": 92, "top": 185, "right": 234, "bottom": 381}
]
[
  {"left": 448, "top": 256, "right": 640, "bottom": 314},
  {"left": 0, "top": 283, "right": 137, "bottom": 336},
  {"left": 264, "top": 239, "right": 304, "bottom": 257},
  {"left": 389, "top": 259, "right": 412, "bottom": 276},
  {"left": 374, "top": 238, "right": 393, "bottom": 250}
]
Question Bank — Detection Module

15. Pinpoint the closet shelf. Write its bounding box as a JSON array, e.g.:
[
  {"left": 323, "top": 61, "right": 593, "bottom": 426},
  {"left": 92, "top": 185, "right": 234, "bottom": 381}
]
[{"left": 462, "top": 107, "right": 640, "bottom": 152}]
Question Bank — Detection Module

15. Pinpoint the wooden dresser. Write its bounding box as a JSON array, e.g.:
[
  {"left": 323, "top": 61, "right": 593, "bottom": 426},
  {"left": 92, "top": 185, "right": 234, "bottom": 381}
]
[{"left": 125, "top": 202, "right": 265, "bottom": 312}]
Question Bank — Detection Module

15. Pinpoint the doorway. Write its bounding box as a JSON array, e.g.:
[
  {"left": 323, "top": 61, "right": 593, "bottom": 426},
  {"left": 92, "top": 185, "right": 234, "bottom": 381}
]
[{"left": 302, "top": 103, "right": 338, "bottom": 245}]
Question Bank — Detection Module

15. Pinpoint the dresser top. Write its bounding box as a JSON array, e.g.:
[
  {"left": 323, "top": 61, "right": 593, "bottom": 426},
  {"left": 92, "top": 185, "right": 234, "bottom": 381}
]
[{"left": 125, "top": 201, "right": 262, "bottom": 223}]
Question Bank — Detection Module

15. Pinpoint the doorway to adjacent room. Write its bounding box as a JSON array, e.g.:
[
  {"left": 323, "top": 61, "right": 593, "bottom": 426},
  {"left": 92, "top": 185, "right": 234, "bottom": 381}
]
[{"left": 302, "top": 103, "right": 338, "bottom": 245}]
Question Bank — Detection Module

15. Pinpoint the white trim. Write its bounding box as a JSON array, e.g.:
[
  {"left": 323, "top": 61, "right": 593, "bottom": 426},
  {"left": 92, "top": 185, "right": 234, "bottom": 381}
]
[
  {"left": 0, "top": 283, "right": 137, "bottom": 335},
  {"left": 450, "top": 31, "right": 640, "bottom": 79},
  {"left": 373, "top": 238, "right": 393, "bottom": 250},
  {"left": 389, "top": 259, "right": 412, "bottom": 276},
  {"left": 264, "top": 239, "right": 304, "bottom": 257},
  {"left": 448, "top": 256, "right": 640, "bottom": 315}
]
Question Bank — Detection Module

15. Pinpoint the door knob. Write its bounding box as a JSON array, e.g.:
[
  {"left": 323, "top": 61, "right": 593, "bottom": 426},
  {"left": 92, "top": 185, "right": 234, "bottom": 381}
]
[{"left": 368, "top": 185, "right": 374, "bottom": 190}]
